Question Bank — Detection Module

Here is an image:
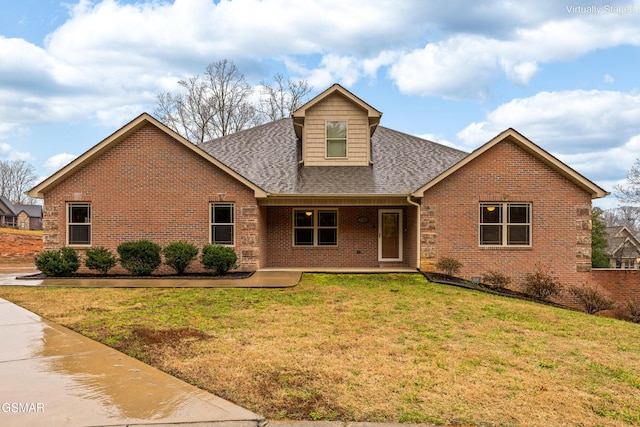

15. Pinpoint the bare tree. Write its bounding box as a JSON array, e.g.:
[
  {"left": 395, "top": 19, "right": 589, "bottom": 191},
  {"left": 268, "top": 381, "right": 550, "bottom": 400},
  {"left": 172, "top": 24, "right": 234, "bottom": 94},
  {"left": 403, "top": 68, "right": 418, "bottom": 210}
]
[
  {"left": 155, "top": 75, "right": 217, "bottom": 145},
  {"left": 601, "top": 206, "right": 640, "bottom": 233},
  {"left": 615, "top": 158, "right": 640, "bottom": 204},
  {"left": 259, "top": 73, "right": 313, "bottom": 121},
  {"left": 205, "top": 60, "right": 259, "bottom": 137},
  {"left": 0, "top": 160, "right": 37, "bottom": 204},
  {"left": 155, "top": 59, "right": 259, "bottom": 144}
]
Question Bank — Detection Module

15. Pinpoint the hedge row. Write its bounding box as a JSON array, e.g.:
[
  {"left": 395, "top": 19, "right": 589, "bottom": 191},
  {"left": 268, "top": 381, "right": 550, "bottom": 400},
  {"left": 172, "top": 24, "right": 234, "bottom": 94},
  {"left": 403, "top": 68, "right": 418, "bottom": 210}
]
[{"left": 34, "top": 240, "right": 237, "bottom": 277}]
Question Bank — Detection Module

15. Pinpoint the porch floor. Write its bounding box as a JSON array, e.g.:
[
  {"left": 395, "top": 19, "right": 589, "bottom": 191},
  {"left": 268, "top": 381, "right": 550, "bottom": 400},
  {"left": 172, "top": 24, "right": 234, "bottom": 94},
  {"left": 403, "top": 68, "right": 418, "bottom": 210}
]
[{"left": 259, "top": 267, "right": 418, "bottom": 273}]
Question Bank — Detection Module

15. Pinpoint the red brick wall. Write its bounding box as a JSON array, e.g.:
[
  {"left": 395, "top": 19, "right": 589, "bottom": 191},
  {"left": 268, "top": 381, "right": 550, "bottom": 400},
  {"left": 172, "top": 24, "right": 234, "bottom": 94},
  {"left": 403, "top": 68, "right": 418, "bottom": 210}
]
[
  {"left": 591, "top": 269, "right": 640, "bottom": 302},
  {"left": 265, "top": 206, "right": 416, "bottom": 268},
  {"left": 42, "top": 123, "right": 262, "bottom": 272},
  {"left": 420, "top": 138, "right": 593, "bottom": 289}
]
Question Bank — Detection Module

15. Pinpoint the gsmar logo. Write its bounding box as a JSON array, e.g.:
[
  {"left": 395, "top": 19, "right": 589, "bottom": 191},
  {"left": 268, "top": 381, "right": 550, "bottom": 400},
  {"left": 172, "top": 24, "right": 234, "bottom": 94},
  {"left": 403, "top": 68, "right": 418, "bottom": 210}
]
[{"left": 1, "top": 402, "right": 45, "bottom": 413}]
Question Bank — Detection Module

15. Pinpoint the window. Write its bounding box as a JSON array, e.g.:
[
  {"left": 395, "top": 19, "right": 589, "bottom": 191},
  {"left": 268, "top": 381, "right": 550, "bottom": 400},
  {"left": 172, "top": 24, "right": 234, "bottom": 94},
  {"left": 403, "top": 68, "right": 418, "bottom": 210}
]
[
  {"left": 479, "top": 203, "right": 530, "bottom": 246},
  {"left": 294, "top": 209, "right": 337, "bottom": 246},
  {"left": 68, "top": 203, "right": 91, "bottom": 246},
  {"left": 326, "top": 120, "right": 347, "bottom": 158},
  {"left": 211, "top": 203, "right": 234, "bottom": 245}
]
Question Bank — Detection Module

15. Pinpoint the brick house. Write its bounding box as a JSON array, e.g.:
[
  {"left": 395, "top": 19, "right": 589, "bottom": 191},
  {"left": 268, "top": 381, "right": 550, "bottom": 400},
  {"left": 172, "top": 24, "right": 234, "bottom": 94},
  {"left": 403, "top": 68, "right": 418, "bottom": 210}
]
[
  {"left": 604, "top": 226, "right": 640, "bottom": 269},
  {"left": 0, "top": 195, "right": 43, "bottom": 230},
  {"left": 28, "top": 84, "right": 608, "bottom": 285}
]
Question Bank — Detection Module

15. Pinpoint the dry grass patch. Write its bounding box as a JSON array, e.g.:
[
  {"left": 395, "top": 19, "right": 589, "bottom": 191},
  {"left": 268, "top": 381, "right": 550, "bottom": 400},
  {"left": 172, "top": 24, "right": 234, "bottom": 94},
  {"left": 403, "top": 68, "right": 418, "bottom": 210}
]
[{"left": 2, "top": 273, "right": 640, "bottom": 426}]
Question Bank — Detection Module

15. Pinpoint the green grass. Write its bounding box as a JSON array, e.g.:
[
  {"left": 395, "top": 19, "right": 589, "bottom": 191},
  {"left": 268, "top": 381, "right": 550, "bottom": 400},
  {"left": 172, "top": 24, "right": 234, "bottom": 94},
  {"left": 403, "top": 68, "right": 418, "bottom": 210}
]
[{"left": 1, "top": 273, "right": 640, "bottom": 426}]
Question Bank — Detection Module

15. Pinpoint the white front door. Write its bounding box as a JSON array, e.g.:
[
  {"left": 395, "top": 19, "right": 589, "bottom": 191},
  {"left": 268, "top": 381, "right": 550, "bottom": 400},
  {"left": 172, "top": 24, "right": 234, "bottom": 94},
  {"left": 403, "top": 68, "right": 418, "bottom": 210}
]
[{"left": 378, "top": 209, "right": 403, "bottom": 262}]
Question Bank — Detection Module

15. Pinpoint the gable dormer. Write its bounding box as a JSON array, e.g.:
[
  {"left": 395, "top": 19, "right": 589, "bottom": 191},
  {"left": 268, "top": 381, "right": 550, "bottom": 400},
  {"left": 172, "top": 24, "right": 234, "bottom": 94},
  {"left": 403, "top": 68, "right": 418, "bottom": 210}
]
[{"left": 292, "top": 84, "right": 382, "bottom": 166}]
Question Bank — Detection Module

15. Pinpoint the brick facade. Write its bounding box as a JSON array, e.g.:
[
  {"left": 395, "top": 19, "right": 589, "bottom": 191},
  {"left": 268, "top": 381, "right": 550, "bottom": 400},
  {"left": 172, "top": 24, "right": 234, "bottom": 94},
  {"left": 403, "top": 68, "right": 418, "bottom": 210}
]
[
  {"left": 42, "top": 123, "right": 263, "bottom": 272},
  {"left": 420, "top": 139, "right": 593, "bottom": 288},
  {"left": 33, "top": 115, "right": 604, "bottom": 280}
]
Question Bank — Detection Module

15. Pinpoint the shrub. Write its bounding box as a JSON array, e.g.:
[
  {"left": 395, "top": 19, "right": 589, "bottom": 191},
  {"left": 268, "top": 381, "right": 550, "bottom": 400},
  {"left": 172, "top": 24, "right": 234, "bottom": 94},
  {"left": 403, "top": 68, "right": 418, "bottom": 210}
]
[
  {"left": 569, "top": 285, "right": 614, "bottom": 314},
  {"left": 201, "top": 244, "right": 238, "bottom": 275},
  {"left": 162, "top": 241, "right": 199, "bottom": 275},
  {"left": 34, "top": 247, "right": 80, "bottom": 277},
  {"left": 522, "top": 263, "right": 563, "bottom": 301},
  {"left": 435, "top": 257, "right": 463, "bottom": 276},
  {"left": 620, "top": 297, "right": 640, "bottom": 323},
  {"left": 117, "top": 240, "right": 161, "bottom": 276},
  {"left": 483, "top": 270, "right": 512, "bottom": 289},
  {"left": 84, "top": 246, "right": 117, "bottom": 275}
]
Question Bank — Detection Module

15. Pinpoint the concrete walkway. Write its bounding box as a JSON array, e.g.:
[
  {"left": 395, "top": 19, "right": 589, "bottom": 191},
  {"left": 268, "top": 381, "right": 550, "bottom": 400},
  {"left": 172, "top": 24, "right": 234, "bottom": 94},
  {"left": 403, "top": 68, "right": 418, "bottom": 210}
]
[
  {"left": 1, "top": 270, "right": 302, "bottom": 288},
  {"left": 0, "top": 297, "right": 264, "bottom": 427}
]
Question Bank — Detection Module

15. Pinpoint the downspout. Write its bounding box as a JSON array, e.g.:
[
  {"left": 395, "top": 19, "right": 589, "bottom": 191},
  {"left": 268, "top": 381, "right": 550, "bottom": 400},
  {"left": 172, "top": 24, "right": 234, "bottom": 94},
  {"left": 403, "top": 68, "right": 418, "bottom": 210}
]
[{"left": 406, "top": 195, "right": 421, "bottom": 271}]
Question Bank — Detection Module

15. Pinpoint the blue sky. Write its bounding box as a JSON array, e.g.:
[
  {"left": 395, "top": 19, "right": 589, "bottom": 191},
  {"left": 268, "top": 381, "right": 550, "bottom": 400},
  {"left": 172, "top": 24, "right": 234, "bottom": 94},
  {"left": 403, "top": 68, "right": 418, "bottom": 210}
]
[{"left": 1, "top": 0, "right": 639, "bottom": 208}]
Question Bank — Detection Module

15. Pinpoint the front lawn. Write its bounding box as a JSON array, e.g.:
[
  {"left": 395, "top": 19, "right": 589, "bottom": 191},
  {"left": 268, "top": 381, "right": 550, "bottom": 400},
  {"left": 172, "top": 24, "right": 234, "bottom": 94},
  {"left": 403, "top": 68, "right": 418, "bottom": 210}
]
[{"left": 1, "top": 273, "right": 639, "bottom": 426}]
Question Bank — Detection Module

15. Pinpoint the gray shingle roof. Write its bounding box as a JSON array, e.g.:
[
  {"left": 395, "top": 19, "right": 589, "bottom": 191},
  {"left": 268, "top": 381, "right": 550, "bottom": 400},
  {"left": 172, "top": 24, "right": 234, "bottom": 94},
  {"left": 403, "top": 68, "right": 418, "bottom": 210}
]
[
  {"left": 201, "top": 118, "right": 468, "bottom": 195},
  {"left": 15, "top": 204, "right": 42, "bottom": 218},
  {"left": 605, "top": 226, "right": 640, "bottom": 257},
  {"left": 0, "top": 196, "right": 17, "bottom": 215}
]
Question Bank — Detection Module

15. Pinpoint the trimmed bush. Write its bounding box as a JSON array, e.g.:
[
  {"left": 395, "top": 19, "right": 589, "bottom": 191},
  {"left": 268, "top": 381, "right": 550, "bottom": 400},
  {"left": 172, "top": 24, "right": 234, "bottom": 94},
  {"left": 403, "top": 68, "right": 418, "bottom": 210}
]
[
  {"left": 435, "top": 257, "right": 463, "bottom": 276},
  {"left": 35, "top": 247, "right": 80, "bottom": 277},
  {"left": 522, "top": 263, "right": 563, "bottom": 301},
  {"left": 483, "top": 270, "right": 512, "bottom": 289},
  {"left": 201, "top": 244, "right": 237, "bottom": 275},
  {"left": 163, "top": 241, "right": 199, "bottom": 275},
  {"left": 569, "top": 285, "right": 614, "bottom": 315},
  {"left": 117, "top": 240, "right": 161, "bottom": 276},
  {"left": 84, "top": 246, "right": 117, "bottom": 275}
]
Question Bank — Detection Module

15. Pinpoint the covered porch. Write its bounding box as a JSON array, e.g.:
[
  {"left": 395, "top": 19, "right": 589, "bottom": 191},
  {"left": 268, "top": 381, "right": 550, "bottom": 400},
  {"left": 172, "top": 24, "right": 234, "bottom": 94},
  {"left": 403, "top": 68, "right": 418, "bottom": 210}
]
[{"left": 259, "top": 196, "right": 420, "bottom": 270}]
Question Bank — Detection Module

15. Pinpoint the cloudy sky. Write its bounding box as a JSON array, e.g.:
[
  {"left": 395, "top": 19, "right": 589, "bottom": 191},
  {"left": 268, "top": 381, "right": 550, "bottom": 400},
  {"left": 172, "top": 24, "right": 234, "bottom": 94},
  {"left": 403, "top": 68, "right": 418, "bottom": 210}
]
[{"left": 1, "top": 0, "right": 639, "bottom": 208}]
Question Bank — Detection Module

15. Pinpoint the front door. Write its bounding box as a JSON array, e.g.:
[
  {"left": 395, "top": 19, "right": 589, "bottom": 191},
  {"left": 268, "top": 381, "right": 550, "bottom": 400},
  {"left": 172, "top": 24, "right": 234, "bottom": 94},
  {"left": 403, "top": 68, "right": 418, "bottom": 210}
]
[{"left": 379, "top": 209, "right": 403, "bottom": 261}]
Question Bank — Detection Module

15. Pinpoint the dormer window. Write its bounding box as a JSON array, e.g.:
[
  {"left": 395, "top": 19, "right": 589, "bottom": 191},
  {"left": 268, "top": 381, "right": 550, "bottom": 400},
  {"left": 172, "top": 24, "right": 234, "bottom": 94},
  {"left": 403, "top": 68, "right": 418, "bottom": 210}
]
[{"left": 326, "top": 120, "right": 347, "bottom": 158}]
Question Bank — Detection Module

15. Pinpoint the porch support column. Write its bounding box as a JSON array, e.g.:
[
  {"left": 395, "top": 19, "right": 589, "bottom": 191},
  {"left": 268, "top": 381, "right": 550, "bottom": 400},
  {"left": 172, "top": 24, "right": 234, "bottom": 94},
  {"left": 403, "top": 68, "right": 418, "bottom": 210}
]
[{"left": 407, "top": 195, "right": 421, "bottom": 270}]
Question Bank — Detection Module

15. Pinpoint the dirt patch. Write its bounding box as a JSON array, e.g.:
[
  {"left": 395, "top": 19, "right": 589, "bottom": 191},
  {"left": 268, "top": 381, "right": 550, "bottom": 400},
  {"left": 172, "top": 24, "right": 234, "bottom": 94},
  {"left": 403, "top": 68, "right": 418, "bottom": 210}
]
[
  {"left": 0, "top": 230, "right": 43, "bottom": 264},
  {"left": 131, "top": 327, "right": 212, "bottom": 346},
  {"left": 114, "top": 327, "right": 213, "bottom": 364},
  {"left": 252, "top": 366, "right": 348, "bottom": 420}
]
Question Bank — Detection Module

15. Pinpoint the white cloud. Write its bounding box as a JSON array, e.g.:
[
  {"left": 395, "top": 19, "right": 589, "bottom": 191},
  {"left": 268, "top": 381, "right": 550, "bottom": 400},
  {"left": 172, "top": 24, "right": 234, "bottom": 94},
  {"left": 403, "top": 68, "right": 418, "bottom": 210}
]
[
  {"left": 0, "top": 0, "right": 637, "bottom": 131},
  {"left": 43, "top": 153, "right": 78, "bottom": 171},
  {"left": 389, "top": 10, "right": 640, "bottom": 99},
  {"left": 455, "top": 90, "right": 640, "bottom": 196},
  {"left": 415, "top": 133, "right": 461, "bottom": 150},
  {"left": 0, "top": 142, "right": 33, "bottom": 161},
  {"left": 457, "top": 90, "right": 640, "bottom": 153},
  {"left": 604, "top": 74, "right": 615, "bottom": 84}
]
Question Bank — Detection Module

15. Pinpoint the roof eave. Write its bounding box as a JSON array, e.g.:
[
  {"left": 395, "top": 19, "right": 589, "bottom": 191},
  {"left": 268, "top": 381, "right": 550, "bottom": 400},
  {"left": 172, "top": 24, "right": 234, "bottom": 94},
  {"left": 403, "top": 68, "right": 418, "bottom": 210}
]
[
  {"left": 27, "top": 113, "right": 269, "bottom": 199},
  {"left": 412, "top": 128, "right": 610, "bottom": 200}
]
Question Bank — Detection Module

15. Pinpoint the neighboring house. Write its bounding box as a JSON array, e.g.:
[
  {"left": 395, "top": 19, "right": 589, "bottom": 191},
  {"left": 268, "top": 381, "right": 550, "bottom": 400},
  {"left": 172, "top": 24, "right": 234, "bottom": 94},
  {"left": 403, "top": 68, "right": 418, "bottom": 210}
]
[
  {"left": 28, "top": 84, "right": 608, "bottom": 285},
  {"left": 605, "top": 226, "right": 640, "bottom": 269},
  {"left": 0, "top": 195, "right": 43, "bottom": 230}
]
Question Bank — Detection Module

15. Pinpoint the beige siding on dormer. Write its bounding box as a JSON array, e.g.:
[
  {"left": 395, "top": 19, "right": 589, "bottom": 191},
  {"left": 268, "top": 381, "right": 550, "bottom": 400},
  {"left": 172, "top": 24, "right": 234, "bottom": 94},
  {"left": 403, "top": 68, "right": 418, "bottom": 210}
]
[{"left": 303, "top": 93, "right": 370, "bottom": 166}]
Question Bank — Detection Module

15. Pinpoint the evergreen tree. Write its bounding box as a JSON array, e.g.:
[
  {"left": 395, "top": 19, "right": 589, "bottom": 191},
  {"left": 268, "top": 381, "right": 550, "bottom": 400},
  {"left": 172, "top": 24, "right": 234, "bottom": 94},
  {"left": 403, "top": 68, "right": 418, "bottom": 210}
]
[{"left": 591, "top": 207, "right": 610, "bottom": 268}]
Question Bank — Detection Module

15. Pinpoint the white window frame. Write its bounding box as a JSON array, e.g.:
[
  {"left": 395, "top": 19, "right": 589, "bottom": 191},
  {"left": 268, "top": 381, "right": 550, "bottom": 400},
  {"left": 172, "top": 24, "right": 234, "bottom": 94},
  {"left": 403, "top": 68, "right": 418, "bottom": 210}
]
[
  {"left": 210, "top": 203, "right": 235, "bottom": 246},
  {"left": 67, "top": 202, "right": 91, "bottom": 247},
  {"left": 293, "top": 208, "right": 338, "bottom": 247},
  {"left": 325, "top": 120, "right": 347, "bottom": 158},
  {"left": 479, "top": 202, "right": 531, "bottom": 247}
]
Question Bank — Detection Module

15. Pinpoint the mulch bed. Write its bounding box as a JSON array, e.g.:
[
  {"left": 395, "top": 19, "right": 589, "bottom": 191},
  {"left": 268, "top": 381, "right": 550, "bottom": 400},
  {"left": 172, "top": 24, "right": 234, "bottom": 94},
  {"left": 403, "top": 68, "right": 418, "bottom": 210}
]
[{"left": 422, "top": 272, "right": 577, "bottom": 311}]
